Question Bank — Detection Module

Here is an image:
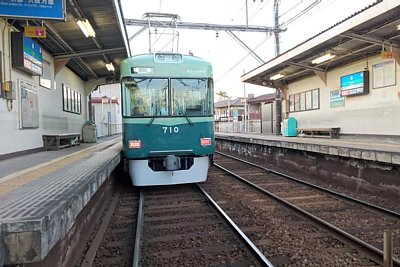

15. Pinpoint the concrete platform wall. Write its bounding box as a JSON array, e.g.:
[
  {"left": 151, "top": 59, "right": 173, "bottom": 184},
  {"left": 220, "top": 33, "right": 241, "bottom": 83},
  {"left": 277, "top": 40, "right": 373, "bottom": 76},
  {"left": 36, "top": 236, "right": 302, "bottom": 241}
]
[{"left": 216, "top": 137, "right": 400, "bottom": 201}]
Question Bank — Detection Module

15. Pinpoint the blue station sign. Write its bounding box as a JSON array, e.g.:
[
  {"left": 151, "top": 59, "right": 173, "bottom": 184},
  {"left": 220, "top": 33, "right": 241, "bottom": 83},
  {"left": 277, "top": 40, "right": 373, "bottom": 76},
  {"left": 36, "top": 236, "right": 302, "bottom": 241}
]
[{"left": 0, "top": 0, "right": 65, "bottom": 20}]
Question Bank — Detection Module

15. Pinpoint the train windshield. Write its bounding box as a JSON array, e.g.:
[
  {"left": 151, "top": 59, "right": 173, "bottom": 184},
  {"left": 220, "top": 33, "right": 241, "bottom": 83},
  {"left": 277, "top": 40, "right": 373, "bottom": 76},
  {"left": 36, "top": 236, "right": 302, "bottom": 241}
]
[
  {"left": 171, "top": 78, "right": 213, "bottom": 116},
  {"left": 122, "top": 77, "right": 213, "bottom": 117},
  {"left": 122, "top": 77, "right": 168, "bottom": 117}
]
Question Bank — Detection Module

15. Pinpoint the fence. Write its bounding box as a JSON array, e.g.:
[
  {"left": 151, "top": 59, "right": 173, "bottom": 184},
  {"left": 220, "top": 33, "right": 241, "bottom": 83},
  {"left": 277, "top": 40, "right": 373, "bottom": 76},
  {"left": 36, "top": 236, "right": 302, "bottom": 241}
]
[
  {"left": 215, "top": 120, "right": 261, "bottom": 133},
  {"left": 96, "top": 122, "right": 122, "bottom": 138}
]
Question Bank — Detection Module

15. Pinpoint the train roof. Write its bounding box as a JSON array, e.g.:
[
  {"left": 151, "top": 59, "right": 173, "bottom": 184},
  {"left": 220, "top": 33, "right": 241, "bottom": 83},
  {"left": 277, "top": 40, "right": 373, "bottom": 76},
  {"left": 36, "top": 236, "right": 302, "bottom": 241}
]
[{"left": 120, "top": 52, "right": 213, "bottom": 79}]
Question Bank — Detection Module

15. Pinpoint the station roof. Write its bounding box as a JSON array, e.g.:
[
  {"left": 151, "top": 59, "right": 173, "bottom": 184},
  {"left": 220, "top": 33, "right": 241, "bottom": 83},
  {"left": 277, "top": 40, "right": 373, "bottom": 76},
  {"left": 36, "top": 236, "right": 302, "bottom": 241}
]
[
  {"left": 241, "top": 0, "right": 400, "bottom": 89},
  {"left": 9, "top": 0, "right": 130, "bottom": 82}
]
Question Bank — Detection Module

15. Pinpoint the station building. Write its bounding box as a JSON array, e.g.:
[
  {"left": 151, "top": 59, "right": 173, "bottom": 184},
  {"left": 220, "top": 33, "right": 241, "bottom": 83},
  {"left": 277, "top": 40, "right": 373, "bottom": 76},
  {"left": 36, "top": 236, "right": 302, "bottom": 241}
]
[
  {"left": 0, "top": 0, "right": 130, "bottom": 157},
  {"left": 242, "top": 0, "right": 400, "bottom": 139}
]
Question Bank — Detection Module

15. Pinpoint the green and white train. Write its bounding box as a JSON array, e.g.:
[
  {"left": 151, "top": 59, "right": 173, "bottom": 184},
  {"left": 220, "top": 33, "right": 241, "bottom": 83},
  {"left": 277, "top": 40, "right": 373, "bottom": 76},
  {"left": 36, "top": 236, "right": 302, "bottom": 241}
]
[{"left": 120, "top": 53, "right": 215, "bottom": 186}]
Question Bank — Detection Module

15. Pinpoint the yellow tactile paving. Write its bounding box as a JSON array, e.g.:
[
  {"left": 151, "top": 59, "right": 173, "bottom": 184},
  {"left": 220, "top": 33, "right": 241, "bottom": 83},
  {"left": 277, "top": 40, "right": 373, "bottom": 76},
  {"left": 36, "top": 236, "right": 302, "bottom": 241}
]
[{"left": 0, "top": 139, "right": 120, "bottom": 197}]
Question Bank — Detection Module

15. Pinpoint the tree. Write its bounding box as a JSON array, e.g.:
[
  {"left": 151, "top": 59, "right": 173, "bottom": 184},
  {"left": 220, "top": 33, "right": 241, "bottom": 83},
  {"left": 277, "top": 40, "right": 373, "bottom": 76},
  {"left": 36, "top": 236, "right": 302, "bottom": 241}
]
[{"left": 216, "top": 90, "right": 229, "bottom": 101}]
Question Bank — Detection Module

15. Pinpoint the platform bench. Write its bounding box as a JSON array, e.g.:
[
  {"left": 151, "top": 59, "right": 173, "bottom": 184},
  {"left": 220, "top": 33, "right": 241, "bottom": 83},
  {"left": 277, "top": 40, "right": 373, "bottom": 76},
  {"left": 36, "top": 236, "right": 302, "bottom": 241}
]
[
  {"left": 42, "top": 133, "right": 81, "bottom": 150},
  {"left": 296, "top": 127, "right": 340, "bottom": 139}
]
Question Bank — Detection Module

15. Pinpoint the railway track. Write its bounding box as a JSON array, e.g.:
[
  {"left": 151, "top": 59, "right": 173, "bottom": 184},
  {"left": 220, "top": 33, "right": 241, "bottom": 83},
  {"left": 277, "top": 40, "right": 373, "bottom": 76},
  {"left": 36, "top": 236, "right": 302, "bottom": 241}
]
[
  {"left": 206, "top": 151, "right": 400, "bottom": 266},
  {"left": 81, "top": 177, "right": 140, "bottom": 266},
  {"left": 133, "top": 184, "right": 271, "bottom": 266},
  {"left": 79, "top": 175, "right": 273, "bottom": 266}
]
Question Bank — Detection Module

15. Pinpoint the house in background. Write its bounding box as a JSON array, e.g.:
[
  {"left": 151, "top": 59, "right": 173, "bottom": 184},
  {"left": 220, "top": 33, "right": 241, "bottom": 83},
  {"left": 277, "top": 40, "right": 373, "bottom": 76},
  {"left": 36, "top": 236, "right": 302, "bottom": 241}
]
[
  {"left": 90, "top": 83, "right": 122, "bottom": 137},
  {"left": 214, "top": 93, "right": 276, "bottom": 133},
  {"left": 247, "top": 93, "right": 277, "bottom": 134}
]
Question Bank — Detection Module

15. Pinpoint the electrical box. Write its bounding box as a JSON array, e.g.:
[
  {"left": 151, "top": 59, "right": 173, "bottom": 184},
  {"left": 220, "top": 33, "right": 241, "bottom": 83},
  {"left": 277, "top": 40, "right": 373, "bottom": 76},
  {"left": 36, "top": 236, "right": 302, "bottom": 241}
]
[{"left": 1, "top": 81, "right": 15, "bottom": 100}]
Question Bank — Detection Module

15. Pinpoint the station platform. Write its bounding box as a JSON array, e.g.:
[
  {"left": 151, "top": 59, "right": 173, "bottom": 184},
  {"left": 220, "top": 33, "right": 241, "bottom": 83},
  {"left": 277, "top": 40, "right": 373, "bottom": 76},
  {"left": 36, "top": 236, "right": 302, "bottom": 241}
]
[
  {"left": 0, "top": 136, "right": 122, "bottom": 266},
  {"left": 216, "top": 132, "right": 400, "bottom": 165}
]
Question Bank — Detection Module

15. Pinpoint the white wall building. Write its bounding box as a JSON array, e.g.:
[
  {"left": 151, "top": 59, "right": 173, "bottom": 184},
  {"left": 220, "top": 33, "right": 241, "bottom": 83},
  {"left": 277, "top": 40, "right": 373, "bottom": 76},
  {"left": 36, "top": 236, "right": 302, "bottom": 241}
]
[
  {"left": 242, "top": 1, "right": 400, "bottom": 139},
  {"left": 0, "top": 20, "right": 86, "bottom": 156}
]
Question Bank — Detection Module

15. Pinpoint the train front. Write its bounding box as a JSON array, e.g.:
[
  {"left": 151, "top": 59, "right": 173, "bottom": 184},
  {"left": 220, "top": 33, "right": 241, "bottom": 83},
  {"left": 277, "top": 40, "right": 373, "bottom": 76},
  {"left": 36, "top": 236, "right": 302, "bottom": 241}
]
[{"left": 120, "top": 53, "right": 214, "bottom": 186}]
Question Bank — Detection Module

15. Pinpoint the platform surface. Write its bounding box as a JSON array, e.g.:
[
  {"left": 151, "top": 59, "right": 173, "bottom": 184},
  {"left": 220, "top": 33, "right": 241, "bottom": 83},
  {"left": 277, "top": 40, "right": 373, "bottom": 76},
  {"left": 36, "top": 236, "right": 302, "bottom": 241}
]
[{"left": 0, "top": 135, "right": 122, "bottom": 265}]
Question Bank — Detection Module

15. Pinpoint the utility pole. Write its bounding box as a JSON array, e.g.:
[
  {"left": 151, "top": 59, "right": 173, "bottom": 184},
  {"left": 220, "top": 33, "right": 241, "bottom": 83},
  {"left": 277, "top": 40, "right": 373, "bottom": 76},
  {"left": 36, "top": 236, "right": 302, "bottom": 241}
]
[
  {"left": 273, "top": 0, "right": 282, "bottom": 135},
  {"left": 243, "top": 69, "right": 247, "bottom": 133},
  {"left": 246, "top": 0, "right": 264, "bottom": 26},
  {"left": 273, "top": 0, "right": 280, "bottom": 56}
]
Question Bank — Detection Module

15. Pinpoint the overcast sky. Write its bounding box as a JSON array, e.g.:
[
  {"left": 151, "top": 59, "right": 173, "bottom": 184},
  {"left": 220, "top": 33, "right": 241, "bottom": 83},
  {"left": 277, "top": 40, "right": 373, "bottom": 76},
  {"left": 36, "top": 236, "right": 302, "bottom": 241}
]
[{"left": 121, "top": 0, "right": 377, "bottom": 99}]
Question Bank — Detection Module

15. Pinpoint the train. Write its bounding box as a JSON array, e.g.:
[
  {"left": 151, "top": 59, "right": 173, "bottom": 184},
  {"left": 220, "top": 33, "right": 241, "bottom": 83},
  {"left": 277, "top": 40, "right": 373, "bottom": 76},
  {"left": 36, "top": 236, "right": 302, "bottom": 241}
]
[{"left": 120, "top": 52, "right": 215, "bottom": 186}]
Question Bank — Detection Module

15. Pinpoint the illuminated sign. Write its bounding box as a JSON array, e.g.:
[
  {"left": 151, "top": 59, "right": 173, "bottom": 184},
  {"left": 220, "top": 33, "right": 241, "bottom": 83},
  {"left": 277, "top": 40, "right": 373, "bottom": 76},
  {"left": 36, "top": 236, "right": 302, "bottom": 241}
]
[
  {"left": 0, "top": 0, "right": 65, "bottom": 20},
  {"left": 340, "top": 70, "right": 369, "bottom": 96},
  {"left": 24, "top": 26, "right": 47, "bottom": 38},
  {"left": 11, "top": 32, "right": 43, "bottom": 76}
]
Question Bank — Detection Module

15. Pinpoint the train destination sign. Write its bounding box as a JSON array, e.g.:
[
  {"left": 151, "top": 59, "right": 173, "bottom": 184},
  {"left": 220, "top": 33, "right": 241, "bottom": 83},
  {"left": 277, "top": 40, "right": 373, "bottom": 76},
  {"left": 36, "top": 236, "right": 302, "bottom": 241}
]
[{"left": 0, "top": 0, "right": 65, "bottom": 20}]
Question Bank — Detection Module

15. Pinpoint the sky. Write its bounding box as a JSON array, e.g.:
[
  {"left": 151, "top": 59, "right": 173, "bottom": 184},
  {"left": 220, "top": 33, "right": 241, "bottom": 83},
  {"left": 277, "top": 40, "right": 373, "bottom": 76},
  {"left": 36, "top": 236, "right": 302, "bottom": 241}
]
[{"left": 120, "top": 0, "right": 377, "bottom": 100}]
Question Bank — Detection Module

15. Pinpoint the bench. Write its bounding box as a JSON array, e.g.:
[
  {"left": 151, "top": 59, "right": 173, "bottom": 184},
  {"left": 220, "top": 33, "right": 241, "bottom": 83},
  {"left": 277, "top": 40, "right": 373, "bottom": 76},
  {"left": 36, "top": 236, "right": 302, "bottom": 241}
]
[
  {"left": 42, "top": 133, "right": 81, "bottom": 150},
  {"left": 296, "top": 127, "right": 340, "bottom": 139}
]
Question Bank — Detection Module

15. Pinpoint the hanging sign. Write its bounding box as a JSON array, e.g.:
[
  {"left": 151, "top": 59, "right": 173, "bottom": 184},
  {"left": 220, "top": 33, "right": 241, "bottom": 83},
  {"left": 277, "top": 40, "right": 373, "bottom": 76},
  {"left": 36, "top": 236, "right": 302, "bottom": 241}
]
[
  {"left": 381, "top": 50, "right": 393, "bottom": 59},
  {"left": 24, "top": 26, "right": 47, "bottom": 38}
]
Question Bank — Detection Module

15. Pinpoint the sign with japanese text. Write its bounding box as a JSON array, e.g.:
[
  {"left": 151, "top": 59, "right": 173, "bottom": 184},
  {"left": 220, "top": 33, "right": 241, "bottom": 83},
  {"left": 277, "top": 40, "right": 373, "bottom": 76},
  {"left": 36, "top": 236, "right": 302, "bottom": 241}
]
[
  {"left": 0, "top": 0, "right": 65, "bottom": 20},
  {"left": 24, "top": 26, "right": 47, "bottom": 38}
]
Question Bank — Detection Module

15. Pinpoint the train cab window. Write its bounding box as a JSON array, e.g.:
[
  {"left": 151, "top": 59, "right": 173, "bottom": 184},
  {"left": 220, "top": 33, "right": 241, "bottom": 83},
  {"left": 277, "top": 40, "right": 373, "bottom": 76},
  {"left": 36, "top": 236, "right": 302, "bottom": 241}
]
[
  {"left": 171, "top": 78, "right": 213, "bottom": 116},
  {"left": 122, "top": 78, "right": 168, "bottom": 117}
]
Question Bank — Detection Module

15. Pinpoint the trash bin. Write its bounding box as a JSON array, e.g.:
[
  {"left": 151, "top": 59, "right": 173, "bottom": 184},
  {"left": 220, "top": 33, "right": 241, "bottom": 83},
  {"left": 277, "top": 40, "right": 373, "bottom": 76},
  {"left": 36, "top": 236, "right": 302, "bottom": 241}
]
[
  {"left": 282, "top": 117, "right": 297, "bottom": 137},
  {"left": 82, "top": 121, "right": 97, "bottom": 143}
]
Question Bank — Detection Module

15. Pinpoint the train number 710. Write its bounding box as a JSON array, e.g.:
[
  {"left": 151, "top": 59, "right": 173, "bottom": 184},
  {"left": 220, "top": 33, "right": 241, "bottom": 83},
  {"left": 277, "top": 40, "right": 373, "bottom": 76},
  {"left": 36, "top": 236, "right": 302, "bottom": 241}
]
[{"left": 162, "top": 126, "right": 179, "bottom": 133}]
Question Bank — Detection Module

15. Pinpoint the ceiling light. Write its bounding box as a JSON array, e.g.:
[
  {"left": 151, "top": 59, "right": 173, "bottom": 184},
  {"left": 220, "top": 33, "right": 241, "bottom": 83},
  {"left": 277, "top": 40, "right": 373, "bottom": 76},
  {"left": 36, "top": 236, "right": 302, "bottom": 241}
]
[
  {"left": 312, "top": 53, "right": 336, "bottom": 64},
  {"left": 105, "top": 63, "right": 115, "bottom": 72},
  {"left": 76, "top": 19, "right": 96, "bottom": 38},
  {"left": 397, "top": 24, "right": 400, "bottom": 30},
  {"left": 270, "top": 73, "right": 284, "bottom": 80}
]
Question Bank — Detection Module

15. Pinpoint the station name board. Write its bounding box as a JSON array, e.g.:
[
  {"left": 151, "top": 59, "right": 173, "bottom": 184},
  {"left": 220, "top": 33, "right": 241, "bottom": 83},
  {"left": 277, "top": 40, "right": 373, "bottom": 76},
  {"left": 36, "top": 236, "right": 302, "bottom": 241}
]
[{"left": 0, "top": 0, "right": 65, "bottom": 20}]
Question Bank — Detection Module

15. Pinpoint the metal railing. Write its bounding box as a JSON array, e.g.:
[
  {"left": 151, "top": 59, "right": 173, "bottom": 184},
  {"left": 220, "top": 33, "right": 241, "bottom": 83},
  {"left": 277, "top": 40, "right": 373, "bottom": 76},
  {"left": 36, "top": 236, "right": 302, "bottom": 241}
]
[
  {"left": 95, "top": 122, "right": 122, "bottom": 138},
  {"left": 215, "top": 120, "right": 261, "bottom": 133}
]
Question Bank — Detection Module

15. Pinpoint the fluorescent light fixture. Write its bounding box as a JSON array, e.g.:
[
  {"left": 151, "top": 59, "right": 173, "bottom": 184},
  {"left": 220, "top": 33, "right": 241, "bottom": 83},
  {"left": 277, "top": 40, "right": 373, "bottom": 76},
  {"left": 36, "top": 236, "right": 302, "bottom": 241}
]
[
  {"left": 312, "top": 53, "right": 336, "bottom": 64},
  {"left": 105, "top": 63, "right": 115, "bottom": 72},
  {"left": 270, "top": 73, "right": 284, "bottom": 80},
  {"left": 76, "top": 19, "right": 96, "bottom": 38}
]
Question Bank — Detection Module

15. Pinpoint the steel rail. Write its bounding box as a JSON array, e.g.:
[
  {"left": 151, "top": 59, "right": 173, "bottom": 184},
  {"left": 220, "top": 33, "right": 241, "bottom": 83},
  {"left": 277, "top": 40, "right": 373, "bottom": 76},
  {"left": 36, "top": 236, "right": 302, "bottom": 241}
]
[
  {"left": 80, "top": 192, "right": 120, "bottom": 267},
  {"left": 196, "top": 184, "right": 275, "bottom": 267},
  {"left": 132, "top": 190, "right": 145, "bottom": 267},
  {"left": 213, "top": 161, "right": 400, "bottom": 267},
  {"left": 216, "top": 151, "right": 400, "bottom": 219}
]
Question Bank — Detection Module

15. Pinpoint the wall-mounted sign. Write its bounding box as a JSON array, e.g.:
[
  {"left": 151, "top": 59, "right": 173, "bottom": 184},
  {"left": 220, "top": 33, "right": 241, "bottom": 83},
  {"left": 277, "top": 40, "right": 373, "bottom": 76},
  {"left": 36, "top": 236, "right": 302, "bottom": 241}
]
[
  {"left": 0, "top": 0, "right": 65, "bottom": 20},
  {"left": 20, "top": 80, "right": 39, "bottom": 129},
  {"left": 330, "top": 90, "right": 345, "bottom": 108},
  {"left": 11, "top": 32, "right": 43, "bottom": 76},
  {"left": 372, "top": 60, "right": 396, "bottom": 89},
  {"left": 340, "top": 70, "right": 369, "bottom": 96},
  {"left": 24, "top": 26, "right": 47, "bottom": 38}
]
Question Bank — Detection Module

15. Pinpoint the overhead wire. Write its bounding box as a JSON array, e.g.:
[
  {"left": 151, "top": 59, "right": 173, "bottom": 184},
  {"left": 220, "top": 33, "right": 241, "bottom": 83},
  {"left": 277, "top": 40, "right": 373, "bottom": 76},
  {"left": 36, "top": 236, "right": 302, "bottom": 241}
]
[
  {"left": 215, "top": 34, "right": 271, "bottom": 83},
  {"left": 279, "top": 0, "right": 304, "bottom": 18},
  {"left": 216, "top": 0, "right": 325, "bottom": 83},
  {"left": 280, "top": 0, "right": 321, "bottom": 28}
]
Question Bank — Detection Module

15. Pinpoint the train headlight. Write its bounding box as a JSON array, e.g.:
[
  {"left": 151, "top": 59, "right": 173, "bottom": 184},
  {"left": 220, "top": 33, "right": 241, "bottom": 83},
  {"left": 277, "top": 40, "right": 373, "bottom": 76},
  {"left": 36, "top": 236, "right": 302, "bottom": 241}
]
[
  {"left": 200, "top": 138, "right": 212, "bottom": 146},
  {"left": 129, "top": 140, "right": 141, "bottom": 149}
]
